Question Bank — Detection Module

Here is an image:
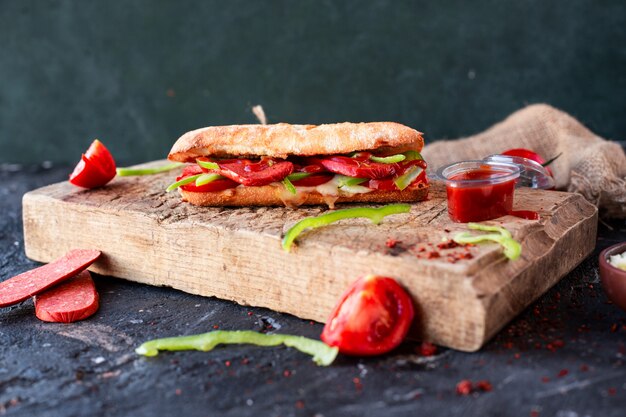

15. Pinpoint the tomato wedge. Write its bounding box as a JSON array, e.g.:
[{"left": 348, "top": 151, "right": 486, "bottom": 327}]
[
  {"left": 69, "top": 140, "right": 117, "bottom": 188},
  {"left": 177, "top": 165, "right": 238, "bottom": 192},
  {"left": 321, "top": 275, "right": 414, "bottom": 356},
  {"left": 501, "top": 148, "right": 554, "bottom": 177}
]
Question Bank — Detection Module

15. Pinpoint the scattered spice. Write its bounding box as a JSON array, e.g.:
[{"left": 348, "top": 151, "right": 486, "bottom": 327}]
[
  {"left": 455, "top": 380, "right": 493, "bottom": 395},
  {"left": 607, "top": 387, "right": 617, "bottom": 396},
  {"left": 475, "top": 380, "right": 493, "bottom": 392},
  {"left": 175, "top": 388, "right": 182, "bottom": 395},
  {"left": 557, "top": 369, "right": 569, "bottom": 378},
  {"left": 580, "top": 364, "right": 589, "bottom": 372},
  {"left": 224, "top": 360, "right": 231, "bottom": 367},
  {"left": 283, "top": 370, "right": 292, "bottom": 377},
  {"left": 353, "top": 377, "right": 363, "bottom": 391},
  {"left": 456, "top": 380, "right": 473, "bottom": 396},
  {"left": 295, "top": 400, "right": 305, "bottom": 409},
  {"left": 385, "top": 238, "right": 399, "bottom": 248},
  {"left": 541, "top": 376, "right": 550, "bottom": 383},
  {"left": 417, "top": 342, "right": 438, "bottom": 356},
  {"left": 530, "top": 410, "right": 540, "bottom": 417}
]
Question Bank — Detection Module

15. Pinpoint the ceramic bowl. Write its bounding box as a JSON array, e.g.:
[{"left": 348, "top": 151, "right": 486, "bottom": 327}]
[{"left": 599, "top": 242, "right": 626, "bottom": 312}]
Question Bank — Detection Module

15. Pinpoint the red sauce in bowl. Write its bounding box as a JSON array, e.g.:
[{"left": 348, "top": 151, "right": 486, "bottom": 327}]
[{"left": 439, "top": 162, "right": 521, "bottom": 223}]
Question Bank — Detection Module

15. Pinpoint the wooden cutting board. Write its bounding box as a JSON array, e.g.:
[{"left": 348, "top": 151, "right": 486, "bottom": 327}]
[{"left": 22, "top": 162, "right": 597, "bottom": 351}]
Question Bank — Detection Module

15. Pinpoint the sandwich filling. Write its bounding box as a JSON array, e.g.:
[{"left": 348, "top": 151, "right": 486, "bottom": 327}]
[{"left": 170, "top": 150, "right": 428, "bottom": 201}]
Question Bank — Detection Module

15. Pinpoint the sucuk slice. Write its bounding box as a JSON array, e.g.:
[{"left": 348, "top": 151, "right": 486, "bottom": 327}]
[
  {"left": 34, "top": 270, "right": 99, "bottom": 323},
  {"left": 0, "top": 249, "right": 101, "bottom": 308}
]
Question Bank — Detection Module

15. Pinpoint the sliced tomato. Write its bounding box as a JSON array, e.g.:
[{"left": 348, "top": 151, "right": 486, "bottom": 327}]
[
  {"left": 321, "top": 275, "right": 414, "bottom": 356},
  {"left": 176, "top": 165, "right": 238, "bottom": 192},
  {"left": 291, "top": 173, "right": 334, "bottom": 187},
  {"left": 69, "top": 140, "right": 117, "bottom": 188},
  {"left": 315, "top": 156, "right": 397, "bottom": 179},
  {"left": 501, "top": 148, "right": 554, "bottom": 177}
]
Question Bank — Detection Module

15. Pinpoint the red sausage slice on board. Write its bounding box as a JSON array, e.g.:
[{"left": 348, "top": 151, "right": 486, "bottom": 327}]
[
  {"left": 0, "top": 249, "right": 101, "bottom": 308},
  {"left": 34, "top": 270, "right": 99, "bottom": 323}
]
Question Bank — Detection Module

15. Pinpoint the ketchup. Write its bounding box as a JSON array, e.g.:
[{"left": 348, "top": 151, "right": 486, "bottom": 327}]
[{"left": 443, "top": 164, "right": 518, "bottom": 223}]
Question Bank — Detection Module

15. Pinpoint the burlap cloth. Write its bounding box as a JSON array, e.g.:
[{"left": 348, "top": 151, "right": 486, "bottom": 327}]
[{"left": 422, "top": 104, "right": 626, "bottom": 219}]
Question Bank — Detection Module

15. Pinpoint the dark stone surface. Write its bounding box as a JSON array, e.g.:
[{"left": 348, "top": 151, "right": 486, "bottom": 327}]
[
  {"left": 1, "top": 1, "right": 625, "bottom": 164},
  {"left": 1, "top": 164, "right": 625, "bottom": 417}
]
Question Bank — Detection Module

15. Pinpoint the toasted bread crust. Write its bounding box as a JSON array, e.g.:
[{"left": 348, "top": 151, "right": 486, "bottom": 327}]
[
  {"left": 178, "top": 182, "right": 429, "bottom": 207},
  {"left": 168, "top": 122, "right": 423, "bottom": 162}
]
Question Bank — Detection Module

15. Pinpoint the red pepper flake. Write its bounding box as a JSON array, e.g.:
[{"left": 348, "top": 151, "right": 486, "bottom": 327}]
[
  {"left": 175, "top": 388, "right": 182, "bottom": 395},
  {"left": 224, "top": 360, "right": 231, "bottom": 367},
  {"left": 247, "top": 311, "right": 253, "bottom": 316},
  {"left": 580, "top": 364, "right": 589, "bottom": 372},
  {"left": 456, "top": 380, "right": 473, "bottom": 396},
  {"left": 426, "top": 251, "right": 441, "bottom": 259},
  {"left": 541, "top": 376, "right": 550, "bottom": 383},
  {"left": 295, "top": 400, "right": 305, "bottom": 409},
  {"left": 503, "top": 341, "right": 514, "bottom": 349},
  {"left": 530, "top": 410, "right": 540, "bottom": 417},
  {"left": 475, "top": 380, "right": 493, "bottom": 392},
  {"left": 385, "top": 238, "right": 400, "bottom": 248},
  {"left": 283, "top": 370, "right": 291, "bottom": 377},
  {"left": 437, "top": 240, "right": 460, "bottom": 250},
  {"left": 557, "top": 369, "right": 569, "bottom": 378},
  {"left": 607, "top": 387, "right": 617, "bottom": 396},
  {"left": 444, "top": 228, "right": 451, "bottom": 233},
  {"left": 353, "top": 377, "right": 363, "bottom": 391},
  {"left": 213, "top": 325, "right": 219, "bottom": 329},
  {"left": 514, "top": 353, "right": 521, "bottom": 359},
  {"left": 241, "top": 357, "right": 250, "bottom": 365},
  {"left": 417, "top": 342, "right": 438, "bottom": 356}
]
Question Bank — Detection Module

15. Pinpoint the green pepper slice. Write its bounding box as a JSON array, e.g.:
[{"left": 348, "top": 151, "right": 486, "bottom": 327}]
[
  {"left": 393, "top": 166, "right": 424, "bottom": 191},
  {"left": 116, "top": 162, "right": 184, "bottom": 176},
  {"left": 196, "top": 159, "right": 220, "bottom": 171},
  {"left": 196, "top": 173, "right": 224, "bottom": 186},
  {"left": 370, "top": 154, "right": 406, "bottom": 164},
  {"left": 135, "top": 330, "right": 338, "bottom": 366},
  {"left": 282, "top": 204, "right": 411, "bottom": 252},
  {"left": 282, "top": 176, "right": 297, "bottom": 194},
  {"left": 336, "top": 175, "right": 368, "bottom": 187},
  {"left": 166, "top": 174, "right": 202, "bottom": 192},
  {"left": 453, "top": 223, "right": 521, "bottom": 260}
]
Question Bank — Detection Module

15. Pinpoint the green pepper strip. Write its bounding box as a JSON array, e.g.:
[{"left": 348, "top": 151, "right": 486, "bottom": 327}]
[
  {"left": 116, "top": 162, "right": 184, "bottom": 176},
  {"left": 286, "top": 172, "right": 310, "bottom": 181},
  {"left": 403, "top": 150, "right": 424, "bottom": 161},
  {"left": 282, "top": 176, "right": 297, "bottom": 194},
  {"left": 196, "top": 159, "right": 220, "bottom": 170},
  {"left": 453, "top": 223, "right": 521, "bottom": 261},
  {"left": 370, "top": 154, "right": 406, "bottom": 164},
  {"left": 135, "top": 330, "right": 338, "bottom": 366},
  {"left": 393, "top": 166, "right": 423, "bottom": 191},
  {"left": 196, "top": 173, "right": 224, "bottom": 186},
  {"left": 282, "top": 204, "right": 411, "bottom": 252},
  {"left": 166, "top": 174, "right": 202, "bottom": 192},
  {"left": 336, "top": 175, "right": 368, "bottom": 187}
]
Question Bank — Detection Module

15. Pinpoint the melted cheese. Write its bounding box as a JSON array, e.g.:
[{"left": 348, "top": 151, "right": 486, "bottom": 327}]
[{"left": 277, "top": 175, "right": 373, "bottom": 207}]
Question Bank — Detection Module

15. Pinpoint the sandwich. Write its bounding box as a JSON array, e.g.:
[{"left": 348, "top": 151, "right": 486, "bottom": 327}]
[{"left": 167, "top": 122, "right": 428, "bottom": 208}]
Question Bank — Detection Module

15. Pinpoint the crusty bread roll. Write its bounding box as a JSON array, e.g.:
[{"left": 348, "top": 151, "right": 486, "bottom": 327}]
[
  {"left": 179, "top": 181, "right": 429, "bottom": 208},
  {"left": 168, "top": 122, "right": 423, "bottom": 161}
]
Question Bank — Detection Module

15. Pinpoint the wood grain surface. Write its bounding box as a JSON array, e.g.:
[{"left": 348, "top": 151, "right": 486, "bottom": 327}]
[{"left": 22, "top": 162, "right": 598, "bottom": 351}]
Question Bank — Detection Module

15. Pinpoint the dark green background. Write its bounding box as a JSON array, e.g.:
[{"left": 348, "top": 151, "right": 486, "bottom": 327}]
[{"left": 1, "top": 0, "right": 624, "bottom": 164}]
